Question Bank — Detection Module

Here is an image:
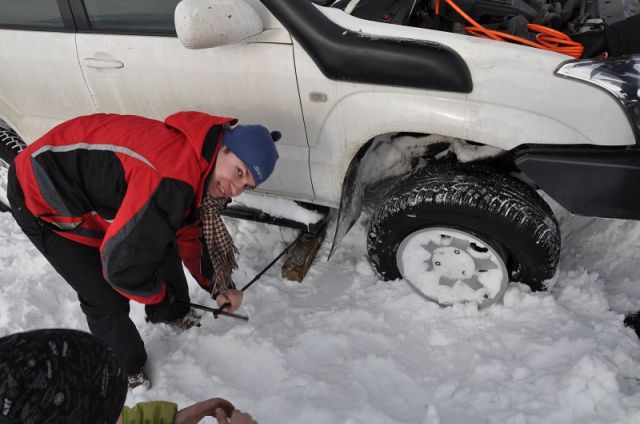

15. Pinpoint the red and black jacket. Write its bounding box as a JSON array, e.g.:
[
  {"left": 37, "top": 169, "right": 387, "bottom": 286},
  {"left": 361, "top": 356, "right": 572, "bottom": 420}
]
[{"left": 13, "top": 112, "right": 236, "bottom": 304}]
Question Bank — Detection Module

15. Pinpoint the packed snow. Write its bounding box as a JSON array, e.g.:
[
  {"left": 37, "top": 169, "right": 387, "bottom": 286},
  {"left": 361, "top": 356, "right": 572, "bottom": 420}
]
[
  {"left": 360, "top": 134, "right": 504, "bottom": 187},
  {"left": 231, "top": 192, "right": 324, "bottom": 225},
  {"left": 2, "top": 196, "right": 640, "bottom": 423}
]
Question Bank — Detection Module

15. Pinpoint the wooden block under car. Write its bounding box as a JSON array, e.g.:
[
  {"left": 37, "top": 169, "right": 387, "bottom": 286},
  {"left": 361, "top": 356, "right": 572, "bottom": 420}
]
[{"left": 281, "top": 229, "right": 326, "bottom": 282}]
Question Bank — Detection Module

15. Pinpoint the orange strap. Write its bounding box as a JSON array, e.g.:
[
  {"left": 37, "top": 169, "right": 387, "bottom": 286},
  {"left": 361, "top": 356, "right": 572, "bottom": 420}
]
[{"left": 435, "top": 0, "right": 584, "bottom": 58}]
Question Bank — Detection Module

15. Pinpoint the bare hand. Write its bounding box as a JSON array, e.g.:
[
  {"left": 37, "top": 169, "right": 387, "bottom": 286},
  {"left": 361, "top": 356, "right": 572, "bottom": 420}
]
[
  {"left": 215, "top": 408, "right": 257, "bottom": 424},
  {"left": 216, "top": 289, "right": 243, "bottom": 312},
  {"left": 174, "top": 398, "right": 235, "bottom": 424}
]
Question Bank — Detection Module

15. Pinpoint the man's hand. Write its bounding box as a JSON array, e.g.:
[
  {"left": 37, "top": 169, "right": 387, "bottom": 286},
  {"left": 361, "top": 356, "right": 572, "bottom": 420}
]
[
  {"left": 216, "top": 289, "right": 243, "bottom": 312},
  {"left": 215, "top": 408, "right": 257, "bottom": 424},
  {"left": 174, "top": 398, "right": 235, "bottom": 424}
]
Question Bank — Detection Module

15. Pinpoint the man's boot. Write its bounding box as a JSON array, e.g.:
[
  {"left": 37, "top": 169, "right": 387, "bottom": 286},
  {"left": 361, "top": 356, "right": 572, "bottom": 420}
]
[{"left": 168, "top": 308, "right": 202, "bottom": 331}]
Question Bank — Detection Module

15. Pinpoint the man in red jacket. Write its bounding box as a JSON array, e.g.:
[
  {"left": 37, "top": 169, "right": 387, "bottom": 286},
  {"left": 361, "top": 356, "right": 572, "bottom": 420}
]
[{"left": 6, "top": 112, "right": 280, "bottom": 387}]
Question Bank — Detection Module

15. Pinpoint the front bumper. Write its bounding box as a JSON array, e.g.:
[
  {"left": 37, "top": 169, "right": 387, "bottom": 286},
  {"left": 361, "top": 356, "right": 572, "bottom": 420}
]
[
  {"left": 516, "top": 146, "right": 640, "bottom": 220},
  {"left": 556, "top": 55, "right": 640, "bottom": 145}
]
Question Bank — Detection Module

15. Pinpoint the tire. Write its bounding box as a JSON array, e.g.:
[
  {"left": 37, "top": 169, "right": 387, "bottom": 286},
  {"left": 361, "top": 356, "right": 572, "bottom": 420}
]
[
  {"left": 367, "top": 163, "right": 560, "bottom": 305},
  {"left": 0, "top": 123, "right": 26, "bottom": 212}
]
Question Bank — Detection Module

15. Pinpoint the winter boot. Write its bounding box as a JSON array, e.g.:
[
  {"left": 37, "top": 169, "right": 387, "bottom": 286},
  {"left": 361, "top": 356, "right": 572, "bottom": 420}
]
[
  {"left": 128, "top": 367, "right": 151, "bottom": 389},
  {"left": 168, "top": 308, "right": 202, "bottom": 331}
]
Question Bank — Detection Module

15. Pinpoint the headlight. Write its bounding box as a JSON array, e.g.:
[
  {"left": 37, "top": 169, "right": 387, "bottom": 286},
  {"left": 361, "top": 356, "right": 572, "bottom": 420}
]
[{"left": 556, "top": 55, "right": 640, "bottom": 141}]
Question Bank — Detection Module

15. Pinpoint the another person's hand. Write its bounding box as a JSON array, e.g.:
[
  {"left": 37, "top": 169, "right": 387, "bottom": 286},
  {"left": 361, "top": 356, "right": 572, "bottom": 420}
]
[
  {"left": 215, "top": 408, "right": 257, "bottom": 424},
  {"left": 174, "top": 398, "right": 235, "bottom": 424},
  {"left": 216, "top": 289, "right": 243, "bottom": 312}
]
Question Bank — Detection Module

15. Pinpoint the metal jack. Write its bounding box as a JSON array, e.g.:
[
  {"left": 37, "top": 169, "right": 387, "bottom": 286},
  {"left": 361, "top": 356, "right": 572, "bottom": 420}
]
[{"left": 182, "top": 232, "right": 304, "bottom": 322}]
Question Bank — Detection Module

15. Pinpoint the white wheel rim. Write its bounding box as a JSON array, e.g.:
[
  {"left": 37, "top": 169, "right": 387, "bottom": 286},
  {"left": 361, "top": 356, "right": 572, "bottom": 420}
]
[
  {"left": 396, "top": 227, "right": 509, "bottom": 308},
  {"left": 0, "top": 157, "right": 10, "bottom": 208}
]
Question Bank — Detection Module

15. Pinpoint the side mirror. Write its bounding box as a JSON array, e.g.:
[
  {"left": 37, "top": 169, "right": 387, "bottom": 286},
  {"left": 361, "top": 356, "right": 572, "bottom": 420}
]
[{"left": 175, "top": 0, "right": 264, "bottom": 49}]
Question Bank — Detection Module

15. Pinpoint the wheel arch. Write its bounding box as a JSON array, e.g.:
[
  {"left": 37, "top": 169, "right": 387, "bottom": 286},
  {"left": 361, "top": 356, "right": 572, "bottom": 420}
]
[
  {"left": 0, "top": 105, "right": 41, "bottom": 144},
  {"left": 329, "top": 131, "right": 516, "bottom": 256},
  {"left": 0, "top": 106, "right": 23, "bottom": 138},
  {"left": 307, "top": 85, "right": 624, "bottom": 209},
  {"left": 0, "top": 120, "right": 27, "bottom": 212}
]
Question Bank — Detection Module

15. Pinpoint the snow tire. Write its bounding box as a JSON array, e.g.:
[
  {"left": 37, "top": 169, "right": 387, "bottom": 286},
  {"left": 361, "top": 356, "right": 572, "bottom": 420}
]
[
  {"left": 367, "top": 163, "right": 560, "bottom": 292},
  {"left": 0, "top": 123, "right": 26, "bottom": 212}
]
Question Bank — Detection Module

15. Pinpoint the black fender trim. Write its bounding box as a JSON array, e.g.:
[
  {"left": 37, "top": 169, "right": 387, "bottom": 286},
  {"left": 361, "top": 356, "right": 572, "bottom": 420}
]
[
  {"left": 260, "top": 0, "right": 473, "bottom": 93},
  {"left": 515, "top": 146, "right": 640, "bottom": 220},
  {"left": 329, "top": 139, "right": 373, "bottom": 257}
]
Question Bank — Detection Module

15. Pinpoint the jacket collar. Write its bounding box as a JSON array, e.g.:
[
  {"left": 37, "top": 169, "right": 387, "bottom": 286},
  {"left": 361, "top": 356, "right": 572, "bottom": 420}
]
[{"left": 164, "top": 112, "right": 237, "bottom": 206}]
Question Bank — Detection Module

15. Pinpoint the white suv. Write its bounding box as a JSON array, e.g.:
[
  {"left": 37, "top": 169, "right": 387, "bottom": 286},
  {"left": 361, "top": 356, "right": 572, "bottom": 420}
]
[{"left": 1, "top": 0, "right": 638, "bottom": 307}]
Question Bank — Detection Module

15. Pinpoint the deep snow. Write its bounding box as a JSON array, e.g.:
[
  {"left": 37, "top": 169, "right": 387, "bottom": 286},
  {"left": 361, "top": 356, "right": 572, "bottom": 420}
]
[{"left": 2, "top": 196, "right": 640, "bottom": 423}]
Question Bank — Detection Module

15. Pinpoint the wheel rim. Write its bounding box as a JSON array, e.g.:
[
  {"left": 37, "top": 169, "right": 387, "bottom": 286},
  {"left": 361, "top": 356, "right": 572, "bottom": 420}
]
[
  {"left": 0, "top": 157, "right": 10, "bottom": 209},
  {"left": 396, "top": 227, "right": 509, "bottom": 308}
]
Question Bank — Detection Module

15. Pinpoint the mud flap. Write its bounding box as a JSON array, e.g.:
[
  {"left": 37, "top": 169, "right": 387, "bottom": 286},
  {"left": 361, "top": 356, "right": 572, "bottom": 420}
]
[{"left": 329, "top": 136, "right": 391, "bottom": 257}]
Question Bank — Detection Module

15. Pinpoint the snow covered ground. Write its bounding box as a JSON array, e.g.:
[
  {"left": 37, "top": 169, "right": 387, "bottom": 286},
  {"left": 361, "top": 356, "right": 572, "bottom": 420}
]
[{"left": 2, "top": 198, "right": 640, "bottom": 423}]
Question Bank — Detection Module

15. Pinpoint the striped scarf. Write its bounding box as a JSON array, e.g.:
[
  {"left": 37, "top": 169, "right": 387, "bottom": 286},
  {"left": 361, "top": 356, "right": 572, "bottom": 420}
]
[{"left": 201, "top": 195, "right": 238, "bottom": 297}]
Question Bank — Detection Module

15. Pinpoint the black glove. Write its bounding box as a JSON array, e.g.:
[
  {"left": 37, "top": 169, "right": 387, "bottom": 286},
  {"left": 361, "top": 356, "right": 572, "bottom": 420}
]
[
  {"left": 571, "top": 30, "right": 608, "bottom": 58},
  {"left": 145, "top": 284, "right": 190, "bottom": 323}
]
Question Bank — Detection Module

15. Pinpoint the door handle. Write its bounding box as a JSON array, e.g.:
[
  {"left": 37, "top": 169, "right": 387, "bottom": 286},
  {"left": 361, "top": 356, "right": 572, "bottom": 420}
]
[{"left": 83, "top": 58, "right": 124, "bottom": 69}]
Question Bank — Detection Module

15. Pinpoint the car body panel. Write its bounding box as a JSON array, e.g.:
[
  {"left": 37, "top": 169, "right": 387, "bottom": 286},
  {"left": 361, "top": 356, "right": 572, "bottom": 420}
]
[
  {"left": 74, "top": 31, "right": 312, "bottom": 200},
  {"left": 0, "top": 30, "right": 96, "bottom": 142},
  {"left": 293, "top": 7, "right": 634, "bottom": 205},
  {"left": 0, "top": 0, "right": 637, "bottom": 211}
]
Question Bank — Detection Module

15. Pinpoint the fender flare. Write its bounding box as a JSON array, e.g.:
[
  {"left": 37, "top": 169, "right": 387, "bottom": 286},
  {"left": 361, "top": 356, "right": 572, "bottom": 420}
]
[{"left": 329, "top": 137, "right": 378, "bottom": 256}]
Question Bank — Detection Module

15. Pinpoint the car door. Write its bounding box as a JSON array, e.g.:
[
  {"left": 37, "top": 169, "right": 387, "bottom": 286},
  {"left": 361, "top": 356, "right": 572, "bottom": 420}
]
[
  {"left": 0, "top": 0, "right": 96, "bottom": 143},
  {"left": 72, "top": 0, "right": 313, "bottom": 201}
]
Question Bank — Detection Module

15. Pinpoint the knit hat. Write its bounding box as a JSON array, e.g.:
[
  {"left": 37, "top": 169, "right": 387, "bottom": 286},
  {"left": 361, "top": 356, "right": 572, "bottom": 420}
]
[
  {"left": 0, "top": 329, "right": 128, "bottom": 424},
  {"left": 222, "top": 124, "right": 280, "bottom": 186}
]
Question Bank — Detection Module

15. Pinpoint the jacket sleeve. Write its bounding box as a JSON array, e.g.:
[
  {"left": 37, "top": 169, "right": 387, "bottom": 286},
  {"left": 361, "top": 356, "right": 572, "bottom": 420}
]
[
  {"left": 121, "top": 401, "right": 177, "bottom": 424},
  {"left": 101, "top": 172, "right": 194, "bottom": 305},
  {"left": 176, "top": 220, "right": 215, "bottom": 292}
]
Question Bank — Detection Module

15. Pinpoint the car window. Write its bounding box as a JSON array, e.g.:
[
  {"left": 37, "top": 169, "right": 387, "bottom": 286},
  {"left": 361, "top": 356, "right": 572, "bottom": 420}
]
[
  {"left": 82, "top": 0, "right": 181, "bottom": 32},
  {"left": 0, "top": 0, "right": 64, "bottom": 28}
]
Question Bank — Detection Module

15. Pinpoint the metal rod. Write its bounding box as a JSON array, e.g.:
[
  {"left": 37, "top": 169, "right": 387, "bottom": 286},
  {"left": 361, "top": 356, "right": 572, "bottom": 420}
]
[
  {"left": 240, "top": 232, "right": 304, "bottom": 292},
  {"left": 179, "top": 300, "right": 249, "bottom": 321},
  {"left": 180, "top": 233, "right": 303, "bottom": 322}
]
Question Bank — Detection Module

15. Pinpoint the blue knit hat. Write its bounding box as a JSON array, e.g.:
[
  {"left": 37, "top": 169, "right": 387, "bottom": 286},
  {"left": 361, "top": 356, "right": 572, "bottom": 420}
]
[{"left": 222, "top": 124, "right": 280, "bottom": 186}]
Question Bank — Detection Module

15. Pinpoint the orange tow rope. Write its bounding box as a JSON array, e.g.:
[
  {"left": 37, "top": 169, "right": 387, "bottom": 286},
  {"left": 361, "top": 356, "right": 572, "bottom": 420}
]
[{"left": 436, "top": 0, "right": 584, "bottom": 58}]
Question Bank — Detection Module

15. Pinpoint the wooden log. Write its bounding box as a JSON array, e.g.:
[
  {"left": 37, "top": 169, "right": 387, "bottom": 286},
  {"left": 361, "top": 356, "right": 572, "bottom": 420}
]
[{"left": 281, "top": 228, "right": 326, "bottom": 282}]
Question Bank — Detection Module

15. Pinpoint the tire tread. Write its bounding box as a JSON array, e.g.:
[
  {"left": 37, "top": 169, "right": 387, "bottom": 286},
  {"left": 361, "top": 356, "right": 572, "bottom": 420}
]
[{"left": 368, "top": 163, "right": 560, "bottom": 290}]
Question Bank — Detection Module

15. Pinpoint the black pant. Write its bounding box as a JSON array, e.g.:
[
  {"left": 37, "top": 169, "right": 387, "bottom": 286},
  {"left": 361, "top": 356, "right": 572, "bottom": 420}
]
[{"left": 7, "top": 167, "right": 148, "bottom": 372}]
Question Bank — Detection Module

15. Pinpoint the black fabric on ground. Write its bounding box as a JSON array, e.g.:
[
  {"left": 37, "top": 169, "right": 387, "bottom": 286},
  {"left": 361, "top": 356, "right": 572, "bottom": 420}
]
[{"left": 0, "top": 329, "right": 127, "bottom": 424}]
